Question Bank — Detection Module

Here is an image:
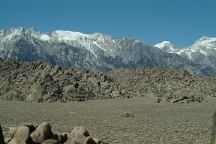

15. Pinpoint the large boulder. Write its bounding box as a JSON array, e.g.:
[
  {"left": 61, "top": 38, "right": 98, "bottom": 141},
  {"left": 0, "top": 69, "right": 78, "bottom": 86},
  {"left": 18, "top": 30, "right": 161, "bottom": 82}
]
[
  {"left": 0, "top": 125, "right": 5, "bottom": 144},
  {"left": 30, "top": 122, "right": 53, "bottom": 143},
  {"left": 66, "top": 126, "right": 97, "bottom": 144},
  {"left": 8, "top": 125, "right": 32, "bottom": 144},
  {"left": 4, "top": 127, "right": 17, "bottom": 143},
  {"left": 69, "top": 126, "right": 90, "bottom": 139}
]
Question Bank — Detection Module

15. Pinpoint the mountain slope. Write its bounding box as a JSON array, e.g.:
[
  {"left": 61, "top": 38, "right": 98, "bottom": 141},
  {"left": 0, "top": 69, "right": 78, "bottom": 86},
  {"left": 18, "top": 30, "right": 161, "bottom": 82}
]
[
  {"left": 155, "top": 36, "right": 216, "bottom": 75},
  {"left": 0, "top": 27, "right": 215, "bottom": 75}
]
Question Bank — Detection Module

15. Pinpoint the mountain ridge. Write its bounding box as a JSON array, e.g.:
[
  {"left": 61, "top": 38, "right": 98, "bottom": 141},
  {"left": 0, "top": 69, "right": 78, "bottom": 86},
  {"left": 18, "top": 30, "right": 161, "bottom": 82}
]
[
  {"left": 0, "top": 27, "right": 216, "bottom": 75},
  {"left": 155, "top": 36, "right": 216, "bottom": 71}
]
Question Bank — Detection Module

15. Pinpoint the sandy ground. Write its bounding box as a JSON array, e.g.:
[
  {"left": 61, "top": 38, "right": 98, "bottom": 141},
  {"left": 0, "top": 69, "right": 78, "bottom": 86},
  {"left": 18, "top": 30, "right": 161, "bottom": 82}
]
[{"left": 0, "top": 97, "right": 215, "bottom": 144}]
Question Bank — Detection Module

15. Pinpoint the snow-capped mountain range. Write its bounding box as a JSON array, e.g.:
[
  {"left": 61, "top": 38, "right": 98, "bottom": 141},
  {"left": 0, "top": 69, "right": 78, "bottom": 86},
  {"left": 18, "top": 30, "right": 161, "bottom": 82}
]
[
  {"left": 154, "top": 36, "right": 216, "bottom": 69},
  {"left": 0, "top": 27, "right": 216, "bottom": 75}
]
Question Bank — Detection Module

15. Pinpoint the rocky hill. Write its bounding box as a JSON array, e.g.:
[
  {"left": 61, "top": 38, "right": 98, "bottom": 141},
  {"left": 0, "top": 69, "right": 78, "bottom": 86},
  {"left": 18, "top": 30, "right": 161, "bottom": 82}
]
[
  {"left": 1, "top": 58, "right": 216, "bottom": 103},
  {"left": 0, "top": 58, "right": 118, "bottom": 102},
  {"left": 108, "top": 68, "right": 216, "bottom": 103}
]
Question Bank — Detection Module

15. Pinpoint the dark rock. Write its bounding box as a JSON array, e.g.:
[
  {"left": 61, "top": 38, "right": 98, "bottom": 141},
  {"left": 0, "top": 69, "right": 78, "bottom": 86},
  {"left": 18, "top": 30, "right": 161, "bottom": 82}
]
[
  {"left": 0, "top": 125, "right": 5, "bottom": 144},
  {"left": 55, "top": 133, "right": 67, "bottom": 143},
  {"left": 121, "top": 112, "right": 134, "bottom": 118},
  {"left": 84, "top": 136, "right": 97, "bottom": 144}
]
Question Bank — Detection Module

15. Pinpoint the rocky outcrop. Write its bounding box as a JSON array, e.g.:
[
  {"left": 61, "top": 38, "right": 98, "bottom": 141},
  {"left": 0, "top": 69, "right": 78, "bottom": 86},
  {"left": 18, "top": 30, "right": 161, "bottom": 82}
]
[
  {"left": 0, "top": 59, "right": 117, "bottom": 102},
  {"left": 1, "top": 122, "right": 103, "bottom": 144},
  {"left": 1, "top": 59, "right": 216, "bottom": 103},
  {"left": 108, "top": 68, "right": 216, "bottom": 103}
]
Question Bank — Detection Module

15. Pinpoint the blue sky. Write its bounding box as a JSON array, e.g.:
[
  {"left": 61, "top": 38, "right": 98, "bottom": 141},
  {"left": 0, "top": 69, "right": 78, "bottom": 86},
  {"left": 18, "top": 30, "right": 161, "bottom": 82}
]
[{"left": 0, "top": 0, "right": 215, "bottom": 47}]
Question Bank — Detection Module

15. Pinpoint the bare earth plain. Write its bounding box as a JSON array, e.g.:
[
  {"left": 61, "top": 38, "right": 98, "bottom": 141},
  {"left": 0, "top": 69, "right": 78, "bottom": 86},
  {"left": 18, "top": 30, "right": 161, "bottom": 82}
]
[{"left": 0, "top": 97, "right": 215, "bottom": 144}]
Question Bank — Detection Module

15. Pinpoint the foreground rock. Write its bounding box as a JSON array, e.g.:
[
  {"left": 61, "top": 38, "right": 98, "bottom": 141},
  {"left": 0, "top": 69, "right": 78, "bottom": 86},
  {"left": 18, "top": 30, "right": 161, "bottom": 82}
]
[
  {"left": 8, "top": 125, "right": 34, "bottom": 144},
  {"left": 30, "top": 122, "right": 53, "bottom": 143},
  {"left": 69, "top": 126, "right": 90, "bottom": 138},
  {"left": 4, "top": 127, "right": 17, "bottom": 143},
  {"left": 66, "top": 126, "right": 96, "bottom": 144},
  {"left": 2, "top": 122, "right": 103, "bottom": 144}
]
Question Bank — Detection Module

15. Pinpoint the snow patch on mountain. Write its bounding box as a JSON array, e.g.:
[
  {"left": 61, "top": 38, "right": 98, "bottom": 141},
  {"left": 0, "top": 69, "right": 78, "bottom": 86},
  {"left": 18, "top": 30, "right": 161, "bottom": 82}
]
[
  {"left": 194, "top": 36, "right": 216, "bottom": 46},
  {"left": 4, "top": 28, "right": 23, "bottom": 40},
  {"left": 40, "top": 34, "right": 51, "bottom": 41},
  {"left": 155, "top": 36, "right": 216, "bottom": 61},
  {"left": 154, "top": 41, "right": 177, "bottom": 53},
  {"left": 53, "top": 30, "right": 90, "bottom": 41}
]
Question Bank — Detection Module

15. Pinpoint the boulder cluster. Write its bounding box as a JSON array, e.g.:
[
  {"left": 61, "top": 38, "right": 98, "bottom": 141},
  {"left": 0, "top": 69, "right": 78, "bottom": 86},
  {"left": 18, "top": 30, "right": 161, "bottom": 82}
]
[
  {"left": 0, "top": 59, "right": 120, "bottom": 102},
  {"left": 0, "top": 122, "right": 103, "bottom": 144},
  {"left": 108, "top": 68, "right": 216, "bottom": 103},
  {"left": 1, "top": 59, "right": 216, "bottom": 103}
]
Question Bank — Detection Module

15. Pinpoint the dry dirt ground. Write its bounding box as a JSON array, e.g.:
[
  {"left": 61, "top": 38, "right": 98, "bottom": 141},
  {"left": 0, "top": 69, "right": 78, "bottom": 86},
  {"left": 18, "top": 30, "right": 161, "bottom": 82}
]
[{"left": 0, "top": 97, "right": 215, "bottom": 144}]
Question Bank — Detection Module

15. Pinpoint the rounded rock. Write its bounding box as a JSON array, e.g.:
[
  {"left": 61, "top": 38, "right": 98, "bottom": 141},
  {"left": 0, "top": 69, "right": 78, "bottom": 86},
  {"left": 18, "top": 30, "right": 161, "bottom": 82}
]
[
  {"left": 30, "top": 122, "right": 52, "bottom": 143},
  {"left": 9, "top": 125, "right": 31, "bottom": 144}
]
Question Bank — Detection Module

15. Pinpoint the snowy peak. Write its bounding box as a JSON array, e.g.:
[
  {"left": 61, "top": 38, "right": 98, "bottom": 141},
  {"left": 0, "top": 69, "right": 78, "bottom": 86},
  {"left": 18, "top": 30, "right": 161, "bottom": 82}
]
[
  {"left": 0, "top": 27, "right": 25, "bottom": 40},
  {"left": 0, "top": 27, "right": 44, "bottom": 42},
  {"left": 0, "top": 28, "right": 118, "bottom": 58},
  {"left": 154, "top": 41, "right": 177, "bottom": 53},
  {"left": 1, "top": 27, "right": 216, "bottom": 75},
  {"left": 192, "top": 36, "right": 216, "bottom": 48},
  {"left": 154, "top": 36, "right": 216, "bottom": 62},
  {"left": 52, "top": 30, "right": 90, "bottom": 41},
  {"left": 195, "top": 36, "right": 216, "bottom": 43},
  {"left": 183, "top": 36, "right": 216, "bottom": 58},
  {"left": 155, "top": 36, "right": 216, "bottom": 54}
]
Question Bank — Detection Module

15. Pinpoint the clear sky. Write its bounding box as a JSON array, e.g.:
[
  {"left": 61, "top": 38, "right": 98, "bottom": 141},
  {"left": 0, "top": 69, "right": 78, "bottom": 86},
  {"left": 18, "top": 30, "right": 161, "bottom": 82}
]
[{"left": 0, "top": 0, "right": 215, "bottom": 47}]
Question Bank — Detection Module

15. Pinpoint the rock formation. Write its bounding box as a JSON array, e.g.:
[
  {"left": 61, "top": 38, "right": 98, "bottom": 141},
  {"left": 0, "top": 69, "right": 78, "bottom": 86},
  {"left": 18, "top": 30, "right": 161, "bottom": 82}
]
[
  {"left": 1, "top": 122, "right": 103, "bottom": 144},
  {"left": 1, "top": 59, "right": 216, "bottom": 103}
]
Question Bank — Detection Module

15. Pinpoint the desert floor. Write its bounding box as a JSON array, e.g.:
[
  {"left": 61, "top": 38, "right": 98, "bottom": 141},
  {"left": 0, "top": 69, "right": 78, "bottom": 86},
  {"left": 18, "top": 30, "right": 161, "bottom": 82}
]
[{"left": 0, "top": 97, "right": 215, "bottom": 144}]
